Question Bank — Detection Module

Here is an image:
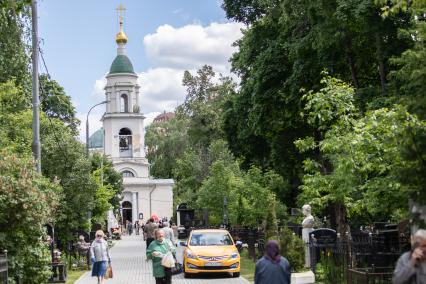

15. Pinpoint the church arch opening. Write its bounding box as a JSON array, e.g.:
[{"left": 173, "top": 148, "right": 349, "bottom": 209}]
[
  {"left": 121, "top": 170, "right": 135, "bottom": 177},
  {"left": 120, "top": 94, "right": 129, "bottom": 112},
  {"left": 119, "top": 128, "right": 132, "bottom": 157},
  {"left": 122, "top": 201, "right": 132, "bottom": 224}
]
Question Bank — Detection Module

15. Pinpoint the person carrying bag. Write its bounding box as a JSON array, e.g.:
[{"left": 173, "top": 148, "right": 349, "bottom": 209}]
[
  {"left": 146, "top": 229, "right": 176, "bottom": 284},
  {"left": 90, "top": 230, "right": 111, "bottom": 284}
]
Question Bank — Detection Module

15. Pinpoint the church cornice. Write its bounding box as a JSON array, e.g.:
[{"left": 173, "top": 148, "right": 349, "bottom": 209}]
[
  {"left": 101, "top": 112, "right": 146, "bottom": 121},
  {"left": 112, "top": 158, "right": 150, "bottom": 167},
  {"left": 106, "top": 72, "right": 138, "bottom": 79}
]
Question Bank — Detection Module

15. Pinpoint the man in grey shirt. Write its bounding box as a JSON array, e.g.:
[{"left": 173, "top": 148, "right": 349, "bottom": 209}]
[{"left": 393, "top": 229, "right": 426, "bottom": 284}]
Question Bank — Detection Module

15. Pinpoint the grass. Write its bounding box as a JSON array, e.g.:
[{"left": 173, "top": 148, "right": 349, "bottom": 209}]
[
  {"left": 66, "top": 269, "right": 88, "bottom": 284},
  {"left": 240, "top": 250, "right": 256, "bottom": 282}
]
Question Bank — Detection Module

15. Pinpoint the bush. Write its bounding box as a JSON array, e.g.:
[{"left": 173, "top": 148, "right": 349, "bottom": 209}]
[
  {"left": 278, "top": 228, "right": 305, "bottom": 272},
  {"left": 0, "top": 151, "right": 61, "bottom": 283}
]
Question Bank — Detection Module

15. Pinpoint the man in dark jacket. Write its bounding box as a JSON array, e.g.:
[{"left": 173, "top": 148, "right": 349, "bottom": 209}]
[
  {"left": 393, "top": 229, "right": 426, "bottom": 284},
  {"left": 254, "top": 240, "right": 291, "bottom": 284}
]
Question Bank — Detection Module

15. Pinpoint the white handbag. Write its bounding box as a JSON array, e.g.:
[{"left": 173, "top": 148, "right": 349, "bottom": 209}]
[{"left": 161, "top": 251, "right": 176, "bottom": 268}]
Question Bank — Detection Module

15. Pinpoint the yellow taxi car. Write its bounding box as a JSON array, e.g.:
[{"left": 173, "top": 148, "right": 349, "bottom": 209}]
[{"left": 182, "top": 229, "right": 240, "bottom": 278}]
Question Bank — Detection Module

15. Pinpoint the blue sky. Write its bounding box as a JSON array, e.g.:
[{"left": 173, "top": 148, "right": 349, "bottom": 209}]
[{"left": 38, "top": 0, "right": 242, "bottom": 140}]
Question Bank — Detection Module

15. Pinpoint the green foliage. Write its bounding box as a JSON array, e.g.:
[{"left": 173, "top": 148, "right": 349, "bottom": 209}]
[
  {"left": 0, "top": 150, "right": 61, "bottom": 283},
  {"left": 0, "top": 81, "right": 32, "bottom": 155},
  {"left": 278, "top": 228, "right": 305, "bottom": 272},
  {"left": 145, "top": 117, "right": 189, "bottom": 178},
  {"left": 0, "top": 4, "right": 30, "bottom": 86},
  {"left": 91, "top": 169, "right": 116, "bottom": 224},
  {"left": 145, "top": 65, "right": 289, "bottom": 229},
  {"left": 39, "top": 74, "right": 79, "bottom": 131},
  {"left": 177, "top": 65, "right": 233, "bottom": 149},
  {"left": 222, "top": 0, "right": 413, "bottom": 209},
  {"left": 90, "top": 152, "right": 124, "bottom": 211},
  {"left": 297, "top": 76, "right": 425, "bottom": 226},
  {"left": 197, "top": 160, "right": 241, "bottom": 226},
  {"left": 173, "top": 149, "right": 203, "bottom": 207},
  {"left": 41, "top": 118, "right": 97, "bottom": 240},
  {"left": 196, "top": 159, "right": 285, "bottom": 228}
]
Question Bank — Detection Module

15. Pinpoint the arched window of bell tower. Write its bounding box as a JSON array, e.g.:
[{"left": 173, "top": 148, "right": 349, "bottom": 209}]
[
  {"left": 120, "top": 94, "right": 129, "bottom": 112},
  {"left": 119, "top": 127, "right": 132, "bottom": 157}
]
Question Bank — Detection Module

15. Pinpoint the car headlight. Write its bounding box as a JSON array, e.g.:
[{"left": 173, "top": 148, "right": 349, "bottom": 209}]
[
  {"left": 230, "top": 252, "right": 239, "bottom": 259},
  {"left": 186, "top": 250, "right": 198, "bottom": 260}
]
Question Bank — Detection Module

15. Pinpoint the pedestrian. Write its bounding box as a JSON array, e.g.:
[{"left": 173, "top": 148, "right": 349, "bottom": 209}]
[
  {"left": 90, "top": 230, "right": 111, "bottom": 284},
  {"left": 162, "top": 222, "right": 175, "bottom": 244},
  {"left": 170, "top": 222, "right": 178, "bottom": 241},
  {"left": 254, "top": 240, "right": 291, "bottom": 284},
  {"left": 126, "top": 220, "right": 133, "bottom": 235},
  {"left": 135, "top": 220, "right": 140, "bottom": 235},
  {"left": 146, "top": 229, "right": 176, "bottom": 284},
  {"left": 393, "top": 229, "right": 426, "bottom": 284},
  {"left": 144, "top": 218, "right": 158, "bottom": 248}
]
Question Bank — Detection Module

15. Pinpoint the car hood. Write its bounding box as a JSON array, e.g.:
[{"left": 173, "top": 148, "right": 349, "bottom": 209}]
[{"left": 188, "top": 245, "right": 237, "bottom": 256}]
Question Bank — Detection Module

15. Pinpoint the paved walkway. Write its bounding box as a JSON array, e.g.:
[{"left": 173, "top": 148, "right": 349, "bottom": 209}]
[{"left": 75, "top": 235, "right": 250, "bottom": 284}]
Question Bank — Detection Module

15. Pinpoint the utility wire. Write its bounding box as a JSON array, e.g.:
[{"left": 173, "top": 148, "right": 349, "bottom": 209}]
[{"left": 38, "top": 46, "right": 71, "bottom": 171}]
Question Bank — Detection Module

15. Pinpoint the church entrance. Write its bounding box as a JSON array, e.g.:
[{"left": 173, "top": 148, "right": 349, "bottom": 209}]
[{"left": 122, "top": 201, "right": 132, "bottom": 224}]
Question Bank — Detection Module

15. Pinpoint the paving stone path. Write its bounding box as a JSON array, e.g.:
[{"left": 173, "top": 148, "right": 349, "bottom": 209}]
[{"left": 75, "top": 235, "right": 251, "bottom": 284}]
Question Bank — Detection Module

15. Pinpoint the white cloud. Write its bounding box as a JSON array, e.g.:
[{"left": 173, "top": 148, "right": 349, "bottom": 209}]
[
  {"left": 144, "top": 112, "right": 162, "bottom": 128},
  {"left": 173, "top": 8, "right": 183, "bottom": 14},
  {"left": 81, "top": 22, "right": 243, "bottom": 139},
  {"left": 76, "top": 108, "right": 105, "bottom": 143},
  {"left": 92, "top": 76, "right": 107, "bottom": 100},
  {"left": 143, "top": 22, "right": 243, "bottom": 73},
  {"left": 138, "top": 68, "right": 187, "bottom": 113}
]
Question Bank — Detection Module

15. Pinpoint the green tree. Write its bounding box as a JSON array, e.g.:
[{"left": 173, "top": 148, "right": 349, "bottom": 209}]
[
  {"left": 221, "top": 0, "right": 413, "bottom": 209},
  {"left": 0, "top": 4, "right": 30, "bottom": 86},
  {"left": 196, "top": 160, "right": 241, "bottom": 226},
  {"left": 173, "top": 149, "right": 203, "bottom": 207},
  {"left": 41, "top": 117, "right": 97, "bottom": 241},
  {"left": 0, "top": 150, "right": 61, "bottom": 283},
  {"left": 91, "top": 169, "right": 116, "bottom": 224},
  {"left": 39, "top": 74, "right": 79, "bottom": 131},
  {"left": 90, "top": 152, "right": 124, "bottom": 212},
  {"left": 297, "top": 76, "right": 425, "bottom": 234},
  {"left": 0, "top": 81, "right": 31, "bottom": 155},
  {"left": 145, "top": 117, "right": 189, "bottom": 178}
]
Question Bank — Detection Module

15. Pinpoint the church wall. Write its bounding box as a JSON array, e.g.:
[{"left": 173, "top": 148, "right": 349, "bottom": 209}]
[
  {"left": 121, "top": 183, "right": 173, "bottom": 224},
  {"left": 115, "top": 163, "right": 149, "bottom": 178},
  {"left": 103, "top": 116, "right": 145, "bottom": 158},
  {"left": 151, "top": 184, "right": 174, "bottom": 220}
]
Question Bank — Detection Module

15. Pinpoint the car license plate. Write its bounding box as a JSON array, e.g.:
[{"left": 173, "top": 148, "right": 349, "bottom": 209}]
[{"left": 205, "top": 262, "right": 221, "bottom": 267}]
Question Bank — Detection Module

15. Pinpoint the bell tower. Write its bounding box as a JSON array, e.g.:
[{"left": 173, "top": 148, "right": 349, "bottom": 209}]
[
  {"left": 98, "top": 5, "right": 174, "bottom": 227},
  {"left": 102, "top": 4, "right": 146, "bottom": 165}
]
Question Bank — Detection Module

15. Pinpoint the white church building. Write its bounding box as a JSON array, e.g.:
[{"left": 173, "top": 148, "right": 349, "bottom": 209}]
[{"left": 88, "top": 12, "right": 174, "bottom": 225}]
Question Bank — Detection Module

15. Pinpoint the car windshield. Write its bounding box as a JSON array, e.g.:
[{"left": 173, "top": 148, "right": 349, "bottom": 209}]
[{"left": 189, "top": 232, "right": 234, "bottom": 246}]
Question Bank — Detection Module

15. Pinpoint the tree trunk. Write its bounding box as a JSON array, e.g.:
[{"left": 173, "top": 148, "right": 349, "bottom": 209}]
[
  {"left": 335, "top": 202, "right": 348, "bottom": 240},
  {"left": 344, "top": 40, "right": 360, "bottom": 89},
  {"left": 376, "top": 33, "right": 387, "bottom": 95}
]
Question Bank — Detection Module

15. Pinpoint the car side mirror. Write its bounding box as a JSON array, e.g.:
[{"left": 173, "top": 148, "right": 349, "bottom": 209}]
[{"left": 180, "top": 241, "right": 187, "bottom": 247}]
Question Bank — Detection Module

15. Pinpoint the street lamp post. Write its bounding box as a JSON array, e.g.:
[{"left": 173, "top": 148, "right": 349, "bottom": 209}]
[{"left": 86, "top": 101, "right": 108, "bottom": 157}]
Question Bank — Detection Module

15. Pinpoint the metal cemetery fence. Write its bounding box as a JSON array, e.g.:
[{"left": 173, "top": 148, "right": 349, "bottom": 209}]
[
  {"left": 0, "top": 251, "right": 7, "bottom": 284},
  {"left": 347, "top": 267, "right": 394, "bottom": 284},
  {"left": 228, "top": 228, "right": 265, "bottom": 261},
  {"left": 306, "top": 226, "right": 409, "bottom": 284}
]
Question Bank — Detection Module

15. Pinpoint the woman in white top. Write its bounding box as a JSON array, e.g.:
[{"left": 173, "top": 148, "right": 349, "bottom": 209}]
[{"left": 90, "top": 230, "right": 111, "bottom": 284}]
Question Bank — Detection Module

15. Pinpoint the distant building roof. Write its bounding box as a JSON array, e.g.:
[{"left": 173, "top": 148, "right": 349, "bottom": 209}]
[
  {"left": 89, "top": 127, "right": 104, "bottom": 149},
  {"left": 153, "top": 111, "right": 175, "bottom": 123}
]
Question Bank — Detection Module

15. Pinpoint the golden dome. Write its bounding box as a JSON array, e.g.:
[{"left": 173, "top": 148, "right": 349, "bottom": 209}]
[{"left": 116, "top": 29, "right": 128, "bottom": 44}]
